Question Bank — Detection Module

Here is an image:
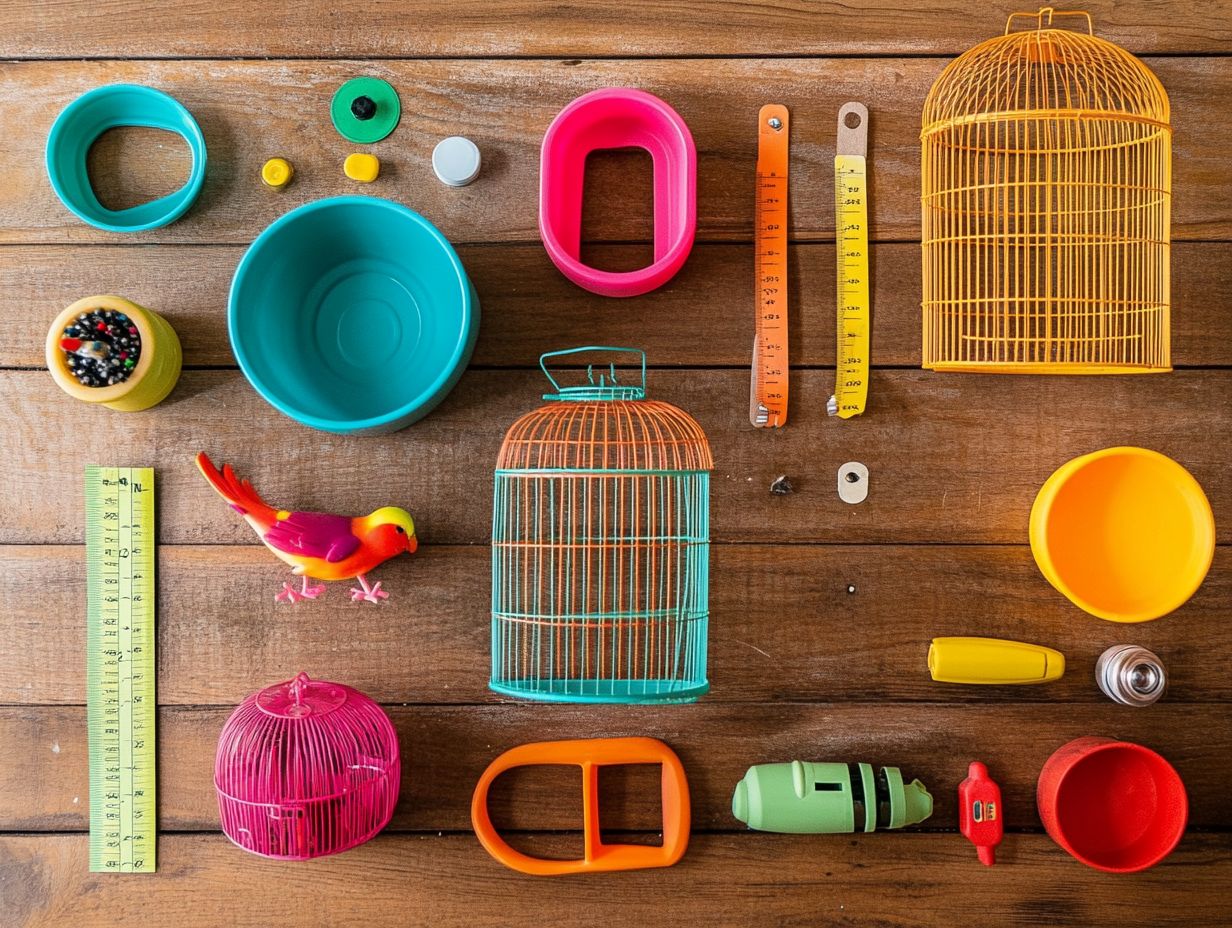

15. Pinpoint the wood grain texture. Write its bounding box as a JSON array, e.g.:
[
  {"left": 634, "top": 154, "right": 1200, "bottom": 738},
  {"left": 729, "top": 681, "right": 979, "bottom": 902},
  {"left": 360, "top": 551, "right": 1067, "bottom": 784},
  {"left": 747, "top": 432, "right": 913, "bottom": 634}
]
[
  {"left": 1, "top": 545, "right": 1228, "bottom": 706},
  {"left": 3, "top": 0, "right": 1231, "bottom": 58},
  {"left": 4, "top": 704, "right": 1230, "bottom": 832},
  {"left": 3, "top": 834, "right": 1232, "bottom": 928},
  {"left": 2, "top": 57, "right": 1230, "bottom": 244},
  {"left": 1, "top": 369, "right": 1228, "bottom": 547},
  {"left": 3, "top": 4, "right": 1230, "bottom": 925},
  {"left": 6, "top": 242, "right": 1232, "bottom": 369}
]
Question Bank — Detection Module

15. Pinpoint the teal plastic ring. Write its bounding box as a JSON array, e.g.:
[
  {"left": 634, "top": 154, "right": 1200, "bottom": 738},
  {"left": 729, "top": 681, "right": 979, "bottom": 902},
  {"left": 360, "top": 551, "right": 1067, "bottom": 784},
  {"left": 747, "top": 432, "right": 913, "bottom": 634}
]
[{"left": 45, "top": 84, "right": 207, "bottom": 232}]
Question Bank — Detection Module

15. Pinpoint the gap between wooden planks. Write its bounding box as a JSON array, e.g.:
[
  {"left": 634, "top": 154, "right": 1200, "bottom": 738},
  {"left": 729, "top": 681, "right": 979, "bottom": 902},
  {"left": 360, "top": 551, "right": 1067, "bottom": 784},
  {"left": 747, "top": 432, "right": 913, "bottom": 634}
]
[{"left": 1, "top": 58, "right": 1230, "bottom": 243}]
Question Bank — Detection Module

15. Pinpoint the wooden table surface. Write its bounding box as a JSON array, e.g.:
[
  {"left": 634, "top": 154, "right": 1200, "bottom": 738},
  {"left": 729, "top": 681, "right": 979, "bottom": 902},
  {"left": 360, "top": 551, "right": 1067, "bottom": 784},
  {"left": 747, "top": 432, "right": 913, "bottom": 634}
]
[{"left": 2, "top": 2, "right": 1230, "bottom": 925}]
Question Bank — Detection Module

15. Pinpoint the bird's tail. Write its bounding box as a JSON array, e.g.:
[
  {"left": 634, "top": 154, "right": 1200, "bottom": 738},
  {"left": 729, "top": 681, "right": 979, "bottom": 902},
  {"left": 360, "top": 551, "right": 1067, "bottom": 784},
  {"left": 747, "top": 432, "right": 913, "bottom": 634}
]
[{"left": 195, "top": 452, "right": 278, "bottom": 527}]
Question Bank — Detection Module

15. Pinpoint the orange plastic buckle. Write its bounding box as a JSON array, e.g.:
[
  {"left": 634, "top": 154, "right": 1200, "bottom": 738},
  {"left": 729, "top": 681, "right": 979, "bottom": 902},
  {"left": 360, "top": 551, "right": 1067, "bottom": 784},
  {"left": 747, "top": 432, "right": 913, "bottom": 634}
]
[{"left": 470, "top": 737, "right": 690, "bottom": 876}]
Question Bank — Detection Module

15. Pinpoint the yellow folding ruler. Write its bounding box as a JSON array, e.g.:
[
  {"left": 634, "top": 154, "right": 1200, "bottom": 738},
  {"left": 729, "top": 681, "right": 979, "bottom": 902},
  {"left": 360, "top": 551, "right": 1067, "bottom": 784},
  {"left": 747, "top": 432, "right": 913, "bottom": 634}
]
[
  {"left": 85, "top": 466, "right": 157, "bottom": 873},
  {"left": 828, "top": 102, "right": 871, "bottom": 419},
  {"left": 750, "top": 104, "right": 790, "bottom": 428}
]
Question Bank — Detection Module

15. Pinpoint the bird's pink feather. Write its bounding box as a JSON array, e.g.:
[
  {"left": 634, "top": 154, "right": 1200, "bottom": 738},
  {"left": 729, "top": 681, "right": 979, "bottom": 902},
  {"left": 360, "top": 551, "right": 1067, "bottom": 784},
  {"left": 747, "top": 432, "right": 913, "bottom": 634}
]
[{"left": 264, "top": 511, "right": 362, "bottom": 563}]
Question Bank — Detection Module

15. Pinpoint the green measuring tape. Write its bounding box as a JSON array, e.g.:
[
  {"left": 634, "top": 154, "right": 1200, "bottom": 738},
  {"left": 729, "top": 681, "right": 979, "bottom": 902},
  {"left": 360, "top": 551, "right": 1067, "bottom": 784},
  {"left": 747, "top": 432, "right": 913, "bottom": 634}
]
[{"left": 85, "top": 466, "right": 157, "bottom": 873}]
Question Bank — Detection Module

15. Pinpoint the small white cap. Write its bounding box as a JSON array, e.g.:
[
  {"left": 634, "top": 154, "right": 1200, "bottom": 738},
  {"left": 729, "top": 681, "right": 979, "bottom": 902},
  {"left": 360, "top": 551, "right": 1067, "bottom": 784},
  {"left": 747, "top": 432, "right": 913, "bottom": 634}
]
[{"left": 432, "top": 136, "right": 482, "bottom": 187}]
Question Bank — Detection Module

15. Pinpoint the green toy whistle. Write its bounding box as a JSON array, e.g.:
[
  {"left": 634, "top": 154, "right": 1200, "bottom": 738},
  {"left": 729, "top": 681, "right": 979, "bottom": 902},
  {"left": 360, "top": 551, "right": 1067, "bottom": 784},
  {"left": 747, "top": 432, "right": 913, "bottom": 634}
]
[{"left": 732, "top": 761, "right": 933, "bottom": 834}]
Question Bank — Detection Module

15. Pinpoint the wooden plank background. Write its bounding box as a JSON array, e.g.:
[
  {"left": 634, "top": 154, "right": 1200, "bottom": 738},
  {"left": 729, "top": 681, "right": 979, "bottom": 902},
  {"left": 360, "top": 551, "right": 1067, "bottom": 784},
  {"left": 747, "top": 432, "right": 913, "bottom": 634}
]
[{"left": 1, "top": 2, "right": 1229, "bottom": 926}]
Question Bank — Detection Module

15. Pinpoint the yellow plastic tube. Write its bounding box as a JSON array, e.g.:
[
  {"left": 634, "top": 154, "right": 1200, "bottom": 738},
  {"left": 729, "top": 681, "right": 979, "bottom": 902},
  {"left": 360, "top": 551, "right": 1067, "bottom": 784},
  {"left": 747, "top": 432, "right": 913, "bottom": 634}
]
[
  {"left": 928, "top": 637, "right": 1065, "bottom": 685},
  {"left": 46, "top": 295, "right": 182, "bottom": 411}
]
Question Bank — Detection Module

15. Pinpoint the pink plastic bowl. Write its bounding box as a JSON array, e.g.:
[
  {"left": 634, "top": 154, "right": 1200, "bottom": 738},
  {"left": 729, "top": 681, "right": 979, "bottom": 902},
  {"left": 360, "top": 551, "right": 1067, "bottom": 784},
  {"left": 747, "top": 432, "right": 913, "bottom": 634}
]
[{"left": 539, "top": 88, "right": 696, "bottom": 297}]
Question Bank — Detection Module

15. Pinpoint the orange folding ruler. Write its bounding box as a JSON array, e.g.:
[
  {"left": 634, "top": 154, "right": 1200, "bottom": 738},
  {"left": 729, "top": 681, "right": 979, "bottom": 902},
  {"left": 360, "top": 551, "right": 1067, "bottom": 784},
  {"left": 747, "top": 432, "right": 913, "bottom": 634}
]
[{"left": 750, "top": 104, "right": 790, "bottom": 428}]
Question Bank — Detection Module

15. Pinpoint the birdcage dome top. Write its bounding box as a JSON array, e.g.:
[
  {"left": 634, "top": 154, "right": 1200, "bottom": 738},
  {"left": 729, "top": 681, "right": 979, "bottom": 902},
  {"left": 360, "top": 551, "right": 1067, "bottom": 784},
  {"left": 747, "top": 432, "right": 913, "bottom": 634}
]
[
  {"left": 214, "top": 673, "right": 398, "bottom": 804},
  {"left": 922, "top": 12, "right": 1170, "bottom": 133},
  {"left": 497, "top": 399, "right": 713, "bottom": 472}
]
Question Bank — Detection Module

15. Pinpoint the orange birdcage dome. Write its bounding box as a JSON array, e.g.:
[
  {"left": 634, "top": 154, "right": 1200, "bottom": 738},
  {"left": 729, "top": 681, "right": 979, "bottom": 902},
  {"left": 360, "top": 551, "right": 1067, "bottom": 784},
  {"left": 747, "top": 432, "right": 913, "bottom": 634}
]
[
  {"left": 497, "top": 397, "right": 712, "bottom": 472},
  {"left": 921, "top": 8, "right": 1172, "bottom": 373}
]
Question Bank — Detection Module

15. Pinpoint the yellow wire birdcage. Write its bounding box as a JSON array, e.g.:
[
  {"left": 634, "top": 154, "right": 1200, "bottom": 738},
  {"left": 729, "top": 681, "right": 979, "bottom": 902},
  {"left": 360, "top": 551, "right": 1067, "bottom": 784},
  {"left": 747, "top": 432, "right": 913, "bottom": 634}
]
[{"left": 921, "top": 8, "right": 1172, "bottom": 374}]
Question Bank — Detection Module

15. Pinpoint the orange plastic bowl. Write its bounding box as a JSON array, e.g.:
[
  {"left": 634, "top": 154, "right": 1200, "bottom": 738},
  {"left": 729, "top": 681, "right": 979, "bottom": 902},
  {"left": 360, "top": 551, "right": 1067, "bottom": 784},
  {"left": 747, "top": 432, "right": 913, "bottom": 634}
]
[{"left": 1030, "top": 448, "right": 1214, "bottom": 623}]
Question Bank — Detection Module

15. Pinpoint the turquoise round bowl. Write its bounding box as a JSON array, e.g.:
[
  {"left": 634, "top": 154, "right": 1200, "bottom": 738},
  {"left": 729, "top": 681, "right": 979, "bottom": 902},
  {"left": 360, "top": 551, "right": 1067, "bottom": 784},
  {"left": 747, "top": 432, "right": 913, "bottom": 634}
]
[{"left": 229, "top": 197, "right": 478, "bottom": 434}]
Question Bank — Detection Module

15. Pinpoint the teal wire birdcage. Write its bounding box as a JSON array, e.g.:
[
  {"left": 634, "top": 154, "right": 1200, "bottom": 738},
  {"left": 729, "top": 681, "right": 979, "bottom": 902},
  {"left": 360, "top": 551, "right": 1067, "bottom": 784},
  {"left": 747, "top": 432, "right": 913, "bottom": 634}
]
[{"left": 491, "top": 347, "right": 712, "bottom": 704}]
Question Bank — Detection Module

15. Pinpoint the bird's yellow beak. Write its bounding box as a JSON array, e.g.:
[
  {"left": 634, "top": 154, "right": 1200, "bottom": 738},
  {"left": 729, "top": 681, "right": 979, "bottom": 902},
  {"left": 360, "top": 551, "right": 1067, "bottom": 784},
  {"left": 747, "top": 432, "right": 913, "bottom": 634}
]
[{"left": 406, "top": 533, "right": 418, "bottom": 554}]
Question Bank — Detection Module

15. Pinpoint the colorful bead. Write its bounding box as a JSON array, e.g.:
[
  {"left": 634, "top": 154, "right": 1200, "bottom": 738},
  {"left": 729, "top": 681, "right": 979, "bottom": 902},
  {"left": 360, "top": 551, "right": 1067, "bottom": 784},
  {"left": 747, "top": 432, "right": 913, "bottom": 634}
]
[{"left": 60, "top": 308, "right": 142, "bottom": 388}]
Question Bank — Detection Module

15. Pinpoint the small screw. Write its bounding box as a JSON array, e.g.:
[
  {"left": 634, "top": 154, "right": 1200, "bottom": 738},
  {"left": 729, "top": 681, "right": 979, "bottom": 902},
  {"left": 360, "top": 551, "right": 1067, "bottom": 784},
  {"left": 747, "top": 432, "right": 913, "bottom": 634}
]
[
  {"left": 846, "top": 584, "right": 857, "bottom": 594},
  {"left": 845, "top": 471, "right": 860, "bottom": 483},
  {"left": 768, "top": 117, "right": 783, "bottom": 131},
  {"left": 351, "top": 95, "right": 377, "bottom": 121},
  {"left": 770, "top": 475, "right": 795, "bottom": 496}
]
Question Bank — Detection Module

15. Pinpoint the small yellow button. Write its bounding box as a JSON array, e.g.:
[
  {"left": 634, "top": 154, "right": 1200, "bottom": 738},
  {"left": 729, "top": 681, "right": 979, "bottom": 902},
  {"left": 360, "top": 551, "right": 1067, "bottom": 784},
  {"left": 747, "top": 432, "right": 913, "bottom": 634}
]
[
  {"left": 261, "top": 157, "right": 294, "bottom": 189},
  {"left": 344, "top": 152, "right": 380, "bottom": 183}
]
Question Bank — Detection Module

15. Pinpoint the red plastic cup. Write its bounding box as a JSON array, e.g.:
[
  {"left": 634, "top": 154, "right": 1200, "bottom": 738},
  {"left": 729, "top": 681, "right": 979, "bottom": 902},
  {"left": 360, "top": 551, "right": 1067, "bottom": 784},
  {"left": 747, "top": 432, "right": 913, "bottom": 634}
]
[{"left": 1037, "top": 737, "right": 1188, "bottom": 873}]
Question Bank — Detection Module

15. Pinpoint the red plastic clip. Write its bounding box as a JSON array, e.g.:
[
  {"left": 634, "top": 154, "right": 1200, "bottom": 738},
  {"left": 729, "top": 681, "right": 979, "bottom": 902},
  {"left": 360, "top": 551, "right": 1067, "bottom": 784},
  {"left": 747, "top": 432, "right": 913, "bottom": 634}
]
[{"left": 958, "top": 761, "right": 1003, "bottom": 866}]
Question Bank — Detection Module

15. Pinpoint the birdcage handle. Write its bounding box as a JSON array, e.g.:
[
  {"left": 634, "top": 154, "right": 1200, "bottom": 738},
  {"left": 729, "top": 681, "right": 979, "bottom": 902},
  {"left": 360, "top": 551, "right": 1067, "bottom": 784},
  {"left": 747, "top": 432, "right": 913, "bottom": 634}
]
[
  {"left": 1005, "top": 7, "right": 1094, "bottom": 35},
  {"left": 289, "top": 672, "right": 311, "bottom": 706},
  {"left": 539, "top": 346, "right": 648, "bottom": 394}
]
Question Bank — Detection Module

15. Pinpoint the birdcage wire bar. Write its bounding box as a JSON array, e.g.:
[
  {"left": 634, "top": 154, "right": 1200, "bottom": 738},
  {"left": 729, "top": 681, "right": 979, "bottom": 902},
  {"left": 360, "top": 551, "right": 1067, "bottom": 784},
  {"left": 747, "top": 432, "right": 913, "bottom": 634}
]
[
  {"left": 921, "top": 8, "right": 1171, "bottom": 373},
  {"left": 491, "top": 348, "right": 712, "bottom": 704}
]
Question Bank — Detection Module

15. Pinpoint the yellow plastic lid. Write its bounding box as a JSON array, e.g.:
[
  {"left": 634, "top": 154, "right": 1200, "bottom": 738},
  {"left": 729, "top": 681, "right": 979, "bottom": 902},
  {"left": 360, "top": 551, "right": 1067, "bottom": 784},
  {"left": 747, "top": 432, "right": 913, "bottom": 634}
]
[
  {"left": 344, "top": 152, "right": 380, "bottom": 183},
  {"left": 261, "top": 157, "right": 294, "bottom": 188}
]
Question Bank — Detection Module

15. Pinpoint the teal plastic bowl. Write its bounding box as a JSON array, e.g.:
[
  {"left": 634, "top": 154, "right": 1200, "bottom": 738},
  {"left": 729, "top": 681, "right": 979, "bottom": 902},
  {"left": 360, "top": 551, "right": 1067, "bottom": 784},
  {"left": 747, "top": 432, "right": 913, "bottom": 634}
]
[{"left": 229, "top": 197, "right": 479, "bottom": 434}]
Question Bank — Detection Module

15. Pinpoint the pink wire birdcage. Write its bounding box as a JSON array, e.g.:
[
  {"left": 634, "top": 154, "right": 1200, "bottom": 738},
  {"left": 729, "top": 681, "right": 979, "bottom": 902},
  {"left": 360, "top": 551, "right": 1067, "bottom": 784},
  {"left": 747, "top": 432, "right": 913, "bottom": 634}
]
[{"left": 215, "top": 672, "right": 400, "bottom": 860}]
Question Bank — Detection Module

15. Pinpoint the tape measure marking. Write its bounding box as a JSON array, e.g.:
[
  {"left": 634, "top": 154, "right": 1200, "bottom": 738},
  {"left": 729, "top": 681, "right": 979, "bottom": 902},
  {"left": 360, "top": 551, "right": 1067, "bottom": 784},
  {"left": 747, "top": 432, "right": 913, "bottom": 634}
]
[
  {"left": 750, "top": 103, "right": 790, "bottom": 428},
  {"left": 86, "top": 466, "right": 157, "bottom": 873},
  {"left": 828, "top": 102, "right": 871, "bottom": 419}
]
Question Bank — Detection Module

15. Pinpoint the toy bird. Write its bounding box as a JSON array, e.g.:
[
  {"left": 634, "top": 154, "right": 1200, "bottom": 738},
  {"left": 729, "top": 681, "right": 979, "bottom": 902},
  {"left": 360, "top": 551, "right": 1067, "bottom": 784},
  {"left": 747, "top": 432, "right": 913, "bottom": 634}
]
[{"left": 196, "top": 452, "right": 417, "bottom": 604}]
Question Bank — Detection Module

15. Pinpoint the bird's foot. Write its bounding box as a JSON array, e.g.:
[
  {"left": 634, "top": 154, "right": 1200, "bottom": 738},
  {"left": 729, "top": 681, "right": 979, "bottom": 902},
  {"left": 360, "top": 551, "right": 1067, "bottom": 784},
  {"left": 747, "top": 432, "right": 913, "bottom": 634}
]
[
  {"left": 275, "top": 582, "right": 302, "bottom": 604},
  {"left": 276, "top": 578, "right": 327, "bottom": 604},
  {"left": 349, "top": 582, "right": 388, "bottom": 604},
  {"left": 349, "top": 575, "right": 389, "bottom": 604}
]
